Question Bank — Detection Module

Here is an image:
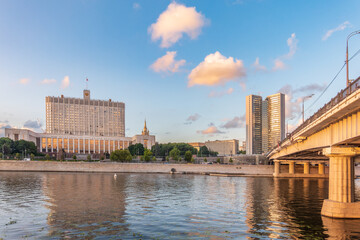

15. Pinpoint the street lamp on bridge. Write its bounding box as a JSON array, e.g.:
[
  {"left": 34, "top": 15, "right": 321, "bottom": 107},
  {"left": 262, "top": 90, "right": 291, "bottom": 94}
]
[
  {"left": 302, "top": 94, "right": 314, "bottom": 123},
  {"left": 346, "top": 30, "right": 360, "bottom": 87}
]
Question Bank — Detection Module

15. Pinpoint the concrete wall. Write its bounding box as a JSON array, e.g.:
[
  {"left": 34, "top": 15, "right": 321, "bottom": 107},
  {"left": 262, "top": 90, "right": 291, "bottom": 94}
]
[{"left": 0, "top": 161, "right": 273, "bottom": 175}]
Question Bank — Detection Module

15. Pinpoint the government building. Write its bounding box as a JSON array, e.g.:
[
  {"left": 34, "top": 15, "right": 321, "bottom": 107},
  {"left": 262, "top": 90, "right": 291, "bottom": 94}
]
[{"left": 5, "top": 89, "right": 156, "bottom": 157}]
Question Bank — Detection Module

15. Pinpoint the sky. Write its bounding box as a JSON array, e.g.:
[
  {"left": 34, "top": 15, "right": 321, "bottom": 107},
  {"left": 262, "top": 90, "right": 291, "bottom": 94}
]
[{"left": 0, "top": 0, "right": 360, "bottom": 144}]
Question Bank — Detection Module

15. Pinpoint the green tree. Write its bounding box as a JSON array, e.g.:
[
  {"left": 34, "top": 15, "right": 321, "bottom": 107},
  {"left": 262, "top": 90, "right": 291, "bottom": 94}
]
[
  {"left": 216, "top": 158, "right": 221, "bottom": 164},
  {"left": 229, "top": 158, "right": 233, "bottom": 164},
  {"left": 204, "top": 158, "right": 207, "bottom": 163},
  {"left": 15, "top": 153, "right": 21, "bottom": 159},
  {"left": 198, "top": 146, "right": 210, "bottom": 157},
  {"left": 73, "top": 155, "right": 77, "bottom": 160},
  {"left": 126, "top": 155, "right": 133, "bottom": 162},
  {"left": 152, "top": 156, "right": 156, "bottom": 162},
  {"left": 87, "top": 154, "right": 91, "bottom": 161},
  {"left": 169, "top": 147, "right": 180, "bottom": 161},
  {"left": 30, "top": 153, "right": 35, "bottom": 160},
  {"left": 166, "top": 156, "right": 170, "bottom": 161},
  {"left": 45, "top": 154, "right": 51, "bottom": 160},
  {"left": 184, "top": 150, "right": 192, "bottom": 162},
  {"left": 191, "top": 157, "right": 195, "bottom": 163},
  {"left": 0, "top": 152, "right": 2, "bottom": 159},
  {"left": 144, "top": 149, "right": 152, "bottom": 162},
  {"left": 128, "top": 143, "right": 145, "bottom": 156},
  {"left": 110, "top": 149, "right": 132, "bottom": 162}
]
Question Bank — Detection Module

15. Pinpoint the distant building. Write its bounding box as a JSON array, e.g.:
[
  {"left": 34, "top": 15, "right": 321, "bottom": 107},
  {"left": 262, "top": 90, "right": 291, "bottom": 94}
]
[
  {"left": 246, "top": 95, "right": 263, "bottom": 154},
  {"left": 188, "top": 142, "right": 205, "bottom": 151},
  {"left": 131, "top": 120, "right": 156, "bottom": 150},
  {"left": 246, "top": 93, "right": 285, "bottom": 154},
  {"left": 263, "top": 93, "right": 285, "bottom": 153},
  {"left": 239, "top": 141, "right": 246, "bottom": 152},
  {"left": 5, "top": 89, "right": 155, "bottom": 155},
  {"left": 204, "top": 139, "right": 239, "bottom": 156}
]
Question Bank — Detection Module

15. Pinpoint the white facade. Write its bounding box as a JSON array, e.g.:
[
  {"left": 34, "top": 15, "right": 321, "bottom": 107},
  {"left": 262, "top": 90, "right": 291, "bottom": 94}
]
[{"left": 5, "top": 90, "right": 156, "bottom": 155}]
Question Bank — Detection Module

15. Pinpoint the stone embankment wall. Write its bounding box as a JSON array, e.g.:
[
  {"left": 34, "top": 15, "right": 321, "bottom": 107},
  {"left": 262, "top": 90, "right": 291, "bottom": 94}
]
[{"left": 0, "top": 161, "right": 273, "bottom": 175}]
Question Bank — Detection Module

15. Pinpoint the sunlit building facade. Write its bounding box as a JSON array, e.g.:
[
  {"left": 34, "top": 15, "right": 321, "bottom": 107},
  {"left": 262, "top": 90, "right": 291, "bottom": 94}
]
[
  {"left": 246, "top": 93, "right": 285, "bottom": 154},
  {"left": 246, "top": 95, "right": 263, "bottom": 155},
  {"left": 5, "top": 89, "right": 155, "bottom": 156}
]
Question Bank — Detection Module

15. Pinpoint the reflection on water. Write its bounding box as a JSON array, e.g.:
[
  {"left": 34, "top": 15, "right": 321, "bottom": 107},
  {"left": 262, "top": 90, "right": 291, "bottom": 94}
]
[{"left": 0, "top": 172, "right": 360, "bottom": 239}]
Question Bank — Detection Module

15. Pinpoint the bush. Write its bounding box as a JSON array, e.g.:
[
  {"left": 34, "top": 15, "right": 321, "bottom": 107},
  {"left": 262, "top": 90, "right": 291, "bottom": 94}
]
[
  {"left": 191, "top": 157, "right": 195, "bottom": 163},
  {"left": 144, "top": 149, "right": 152, "bottom": 162},
  {"left": 126, "top": 155, "right": 133, "bottom": 162},
  {"left": 166, "top": 156, "right": 170, "bottom": 161},
  {"left": 45, "top": 154, "right": 50, "bottom": 160},
  {"left": 87, "top": 154, "right": 91, "bottom": 161},
  {"left": 73, "top": 155, "right": 77, "bottom": 160},
  {"left": 229, "top": 158, "right": 233, "bottom": 164},
  {"left": 100, "top": 156, "right": 105, "bottom": 160},
  {"left": 152, "top": 156, "right": 156, "bottom": 162},
  {"left": 184, "top": 151, "right": 192, "bottom": 162},
  {"left": 0, "top": 153, "right": 2, "bottom": 159},
  {"left": 110, "top": 150, "right": 132, "bottom": 162},
  {"left": 204, "top": 158, "right": 207, "bottom": 163},
  {"left": 216, "top": 158, "right": 221, "bottom": 164},
  {"left": 30, "top": 154, "right": 35, "bottom": 160},
  {"left": 15, "top": 153, "right": 21, "bottom": 159}
]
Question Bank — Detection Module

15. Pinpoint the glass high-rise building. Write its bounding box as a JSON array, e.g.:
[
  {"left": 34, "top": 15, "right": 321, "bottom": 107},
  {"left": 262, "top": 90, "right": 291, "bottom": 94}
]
[
  {"left": 246, "top": 93, "right": 285, "bottom": 154},
  {"left": 246, "top": 95, "right": 263, "bottom": 154}
]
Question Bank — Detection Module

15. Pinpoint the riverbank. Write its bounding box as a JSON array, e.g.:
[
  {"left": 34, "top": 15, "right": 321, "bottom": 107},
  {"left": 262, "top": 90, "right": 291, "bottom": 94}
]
[
  {"left": 0, "top": 160, "right": 273, "bottom": 175},
  {"left": 1, "top": 161, "right": 359, "bottom": 177}
]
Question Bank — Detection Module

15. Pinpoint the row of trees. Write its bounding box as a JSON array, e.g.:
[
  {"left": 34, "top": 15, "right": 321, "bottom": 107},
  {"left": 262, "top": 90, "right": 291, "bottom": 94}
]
[
  {"left": 151, "top": 143, "right": 197, "bottom": 157},
  {"left": 0, "top": 138, "right": 37, "bottom": 158}
]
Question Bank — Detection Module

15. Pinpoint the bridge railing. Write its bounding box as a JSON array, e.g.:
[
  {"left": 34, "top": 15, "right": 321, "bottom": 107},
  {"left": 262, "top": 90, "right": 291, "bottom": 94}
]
[{"left": 268, "top": 76, "right": 360, "bottom": 155}]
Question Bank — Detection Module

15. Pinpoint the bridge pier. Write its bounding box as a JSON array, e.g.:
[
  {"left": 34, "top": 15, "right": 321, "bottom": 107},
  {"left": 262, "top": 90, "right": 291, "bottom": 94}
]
[
  {"left": 321, "top": 147, "right": 360, "bottom": 218},
  {"left": 273, "top": 159, "right": 328, "bottom": 178}
]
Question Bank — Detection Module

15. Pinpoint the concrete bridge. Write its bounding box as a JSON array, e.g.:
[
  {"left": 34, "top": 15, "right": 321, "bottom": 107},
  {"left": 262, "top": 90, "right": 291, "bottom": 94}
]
[{"left": 268, "top": 76, "right": 360, "bottom": 219}]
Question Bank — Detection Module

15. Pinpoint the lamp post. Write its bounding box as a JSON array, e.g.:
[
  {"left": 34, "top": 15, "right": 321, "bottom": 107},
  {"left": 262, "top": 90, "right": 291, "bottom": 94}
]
[
  {"left": 302, "top": 94, "right": 314, "bottom": 123},
  {"left": 346, "top": 30, "right": 360, "bottom": 87}
]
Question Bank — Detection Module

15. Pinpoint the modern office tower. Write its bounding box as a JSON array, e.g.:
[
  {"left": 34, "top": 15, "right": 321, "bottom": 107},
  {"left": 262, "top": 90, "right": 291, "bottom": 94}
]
[
  {"left": 246, "top": 93, "right": 285, "bottom": 154},
  {"left": 246, "top": 95, "right": 263, "bottom": 154},
  {"left": 263, "top": 93, "right": 285, "bottom": 152},
  {"left": 45, "top": 90, "right": 125, "bottom": 137}
]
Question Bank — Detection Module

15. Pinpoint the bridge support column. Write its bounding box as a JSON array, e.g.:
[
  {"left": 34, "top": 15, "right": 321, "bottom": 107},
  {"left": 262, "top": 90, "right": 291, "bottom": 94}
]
[
  {"left": 321, "top": 147, "right": 360, "bottom": 218},
  {"left": 318, "top": 163, "right": 325, "bottom": 175},
  {"left": 289, "top": 161, "right": 295, "bottom": 174},
  {"left": 303, "top": 162, "right": 310, "bottom": 174},
  {"left": 273, "top": 160, "right": 280, "bottom": 177}
]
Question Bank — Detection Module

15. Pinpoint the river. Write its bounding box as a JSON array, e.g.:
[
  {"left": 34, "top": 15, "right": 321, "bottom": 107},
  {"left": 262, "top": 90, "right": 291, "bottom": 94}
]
[{"left": 0, "top": 172, "right": 359, "bottom": 239}]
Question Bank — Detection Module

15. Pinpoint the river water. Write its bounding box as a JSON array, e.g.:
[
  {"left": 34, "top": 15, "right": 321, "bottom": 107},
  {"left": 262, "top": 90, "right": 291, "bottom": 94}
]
[{"left": 0, "top": 172, "right": 360, "bottom": 239}]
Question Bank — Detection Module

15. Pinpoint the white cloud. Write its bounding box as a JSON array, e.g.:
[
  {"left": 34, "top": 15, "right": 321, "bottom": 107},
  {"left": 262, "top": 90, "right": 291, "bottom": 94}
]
[
  {"left": 133, "top": 3, "right": 140, "bottom": 9},
  {"left": 0, "top": 121, "right": 12, "bottom": 137},
  {"left": 188, "top": 51, "right": 246, "bottom": 87},
  {"left": 322, "top": 21, "right": 351, "bottom": 41},
  {"left": 252, "top": 57, "right": 267, "bottom": 72},
  {"left": 150, "top": 51, "right": 186, "bottom": 73},
  {"left": 23, "top": 120, "right": 44, "bottom": 132},
  {"left": 272, "top": 59, "right": 286, "bottom": 71},
  {"left": 284, "top": 33, "right": 298, "bottom": 59},
  {"left": 61, "top": 76, "right": 70, "bottom": 89},
  {"left": 197, "top": 126, "right": 224, "bottom": 135},
  {"left": 19, "top": 78, "right": 30, "bottom": 85},
  {"left": 278, "top": 83, "right": 325, "bottom": 119},
  {"left": 208, "top": 87, "right": 234, "bottom": 98},
  {"left": 41, "top": 78, "right": 56, "bottom": 85},
  {"left": 221, "top": 115, "right": 245, "bottom": 129},
  {"left": 186, "top": 113, "right": 201, "bottom": 122},
  {"left": 148, "top": 2, "right": 207, "bottom": 48}
]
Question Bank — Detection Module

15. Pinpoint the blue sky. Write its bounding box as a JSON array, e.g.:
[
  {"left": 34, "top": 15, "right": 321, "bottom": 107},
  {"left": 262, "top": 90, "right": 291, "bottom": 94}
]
[{"left": 0, "top": 0, "right": 360, "bottom": 143}]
